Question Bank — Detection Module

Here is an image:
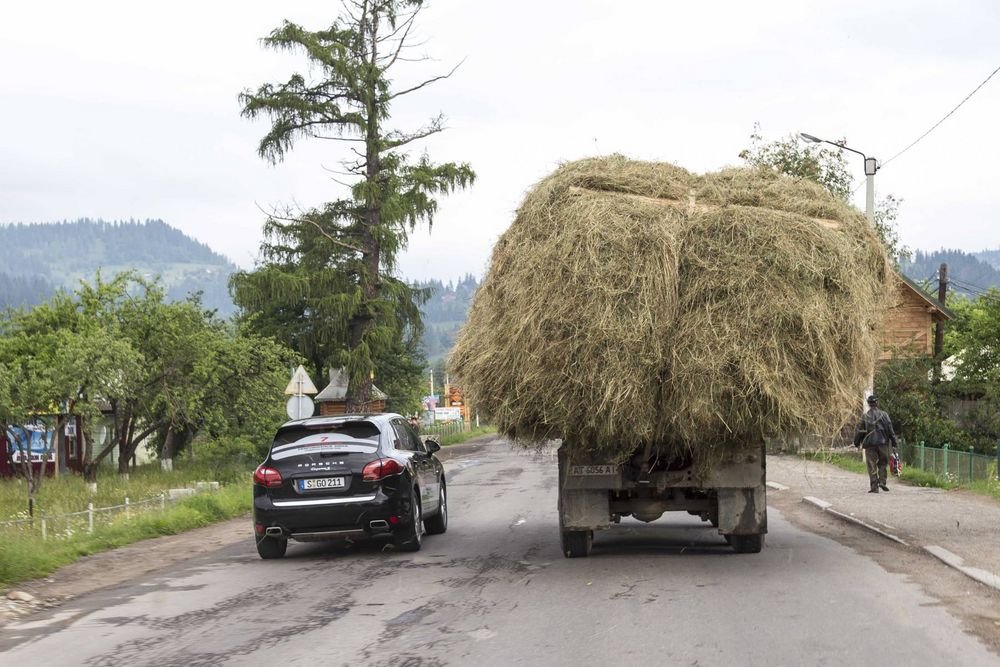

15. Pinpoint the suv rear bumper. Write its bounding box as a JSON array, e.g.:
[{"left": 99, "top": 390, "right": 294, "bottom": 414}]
[{"left": 254, "top": 489, "right": 407, "bottom": 539}]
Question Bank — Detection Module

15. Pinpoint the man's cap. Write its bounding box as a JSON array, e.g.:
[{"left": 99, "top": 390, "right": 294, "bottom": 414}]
[{"left": 867, "top": 395, "right": 878, "bottom": 405}]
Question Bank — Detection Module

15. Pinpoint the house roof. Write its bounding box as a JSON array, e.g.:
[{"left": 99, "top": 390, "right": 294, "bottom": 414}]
[
  {"left": 314, "top": 367, "right": 388, "bottom": 402},
  {"left": 897, "top": 272, "right": 954, "bottom": 321}
]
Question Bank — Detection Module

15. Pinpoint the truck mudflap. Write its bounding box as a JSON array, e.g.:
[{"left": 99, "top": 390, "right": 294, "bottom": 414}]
[
  {"left": 560, "top": 490, "right": 611, "bottom": 531},
  {"left": 717, "top": 486, "right": 767, "bottom": 535}
]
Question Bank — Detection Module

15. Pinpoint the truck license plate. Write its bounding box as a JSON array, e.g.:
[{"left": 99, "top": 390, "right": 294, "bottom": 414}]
[
  {"left": 300, "top": 477, "right": 346, "bottom": 490},
  {"left": 569, "top": 465, "right": 618, "bottom": 476}
]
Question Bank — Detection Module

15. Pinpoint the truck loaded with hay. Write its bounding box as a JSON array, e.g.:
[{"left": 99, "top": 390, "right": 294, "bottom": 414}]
[{"left": 451, "top": 155, "right": 891, "bottom": 557}]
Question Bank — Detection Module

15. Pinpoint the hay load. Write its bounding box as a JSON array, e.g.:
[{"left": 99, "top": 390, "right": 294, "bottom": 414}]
[{"left": 451, "top": 155, "right": 891, "bottom": 469}]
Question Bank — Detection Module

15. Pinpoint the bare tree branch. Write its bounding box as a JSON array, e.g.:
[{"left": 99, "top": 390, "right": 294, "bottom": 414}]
[
  {"left": 379, "top": 10, "right": 417, "bottom": 70},
  {"left": 256, "top": 203, "right": 364, "bottom": 253},
  {"left": 377, "top": 5, "right": 420, "bottom": 43},
  {"left": 387, "top": 61, "right": 463, "bottom": 101},
  {"left": 313, "top": 134, "right": 367, "bottom": 142},
  {"left": 384, "top": 122, "right": 445, "bottom": 150},
  {"left": 321, "top": 164, "right": 360, "bottom": 188}
]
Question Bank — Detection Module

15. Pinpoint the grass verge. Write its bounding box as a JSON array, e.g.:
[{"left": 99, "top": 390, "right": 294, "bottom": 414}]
[
  {"left": 798, "top": 450, "right": 1000, "bottom": 499},
  {"left": 0, "top": 461, "right": 249, "bottom": 521},
  {"left": 0, "top": 482, "right": 249, "bottom": 588},
  {"left": 437, "top": 426, "right": 497, "bottom": 447}
]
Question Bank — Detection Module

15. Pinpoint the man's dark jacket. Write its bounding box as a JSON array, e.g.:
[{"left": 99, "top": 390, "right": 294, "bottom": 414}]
[{"left": 854, "top": 407, "right": 898, "bottom": 448}]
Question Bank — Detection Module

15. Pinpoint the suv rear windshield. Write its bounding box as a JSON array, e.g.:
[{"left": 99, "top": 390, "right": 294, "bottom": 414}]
[{"left": 272, "top": 421, "right": 381, "bottom": 449}]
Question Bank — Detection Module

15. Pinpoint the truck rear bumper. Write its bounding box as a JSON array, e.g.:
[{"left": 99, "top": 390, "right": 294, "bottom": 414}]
[
  {"left": 559, "top": 452, "right": 767, "bottom": 535},
  {"left": 563, "top": 459, "right": 764, "bottom": 491}
]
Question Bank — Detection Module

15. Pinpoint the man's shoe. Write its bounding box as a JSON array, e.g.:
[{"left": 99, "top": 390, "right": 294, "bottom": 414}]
[
  {"left": 879, "top": 484, "right": 889, "bottom": 492},
  {"left": 868, "top": 487, "right": 879, "bottom": 493}
]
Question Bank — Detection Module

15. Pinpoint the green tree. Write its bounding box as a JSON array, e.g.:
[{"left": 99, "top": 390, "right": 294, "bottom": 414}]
[
  {"left": 740, "top": 124, "right": 907, "bottom": 263},
  {"left": 938, "top": 291, "right": 1000, "bottom": 451},
  {"left": 873, "top": 357, "right": 960, "bottom": 448},
  {"left": 234, "top": 0, "right": 474, "bottom": 411},
  {"left": 1, "top": 273, "right": 292, "bottom": 485}
]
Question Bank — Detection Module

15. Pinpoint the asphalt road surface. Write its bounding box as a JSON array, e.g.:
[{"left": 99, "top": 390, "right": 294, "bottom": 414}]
[{"left": 1, "top": 441, "right": 996, "bottom": 666}]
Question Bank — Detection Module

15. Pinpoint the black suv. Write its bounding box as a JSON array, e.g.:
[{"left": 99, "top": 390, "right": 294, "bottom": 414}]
[{"left": 252, "top": 413, "right": 447, "bottom": 558}]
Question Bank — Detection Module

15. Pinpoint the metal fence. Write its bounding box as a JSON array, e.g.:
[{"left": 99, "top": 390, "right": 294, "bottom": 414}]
[
  {"left": 899, "top": 440, "right": 999, "bottom": 485},
  {"left": 0, "top": 486, "right": 217, "bottom": 541},
  {"left": 419, "top": 420, "right": 468, "bottom": 439}
]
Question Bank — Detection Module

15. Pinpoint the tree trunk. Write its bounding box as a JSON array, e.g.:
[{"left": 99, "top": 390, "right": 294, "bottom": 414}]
[
  {"left": 347, "top": 20, "right": 382, "bottom": 414},
  {"left": 82, "top": 429, "right": 97, "bottom": 483},
  {"left": 83, "top": 430, "right": 119, "bottom": 484},
  {"left": 118, "top": 407, "right": 133, "bottom": 476},
  {"left": 160, "top": 425, "right": 176, "bottom": 471}
]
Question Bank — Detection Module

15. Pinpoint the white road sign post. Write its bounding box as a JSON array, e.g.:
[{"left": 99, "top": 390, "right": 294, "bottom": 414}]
[
  {"left": 284, "top": 365, "right": 318, "bottom": 420},
  {"left": 286, "top": 395, "right": 315, "bottom": 420}
]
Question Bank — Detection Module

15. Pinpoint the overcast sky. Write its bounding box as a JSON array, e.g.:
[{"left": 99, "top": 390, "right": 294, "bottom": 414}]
[{"left": 2, "top": 1, "right": 998, "bottom": 283}]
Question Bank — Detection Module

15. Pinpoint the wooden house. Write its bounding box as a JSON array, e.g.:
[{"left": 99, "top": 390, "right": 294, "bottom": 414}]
[
  {"left": 1, "top": 415, "right": 86, "bottom": 477},
  {"left": 314, "top": 368, "right": 388, "bottom": 416},
  {"left": 879, "top": 273, "right": 952, "bottom": 362}
]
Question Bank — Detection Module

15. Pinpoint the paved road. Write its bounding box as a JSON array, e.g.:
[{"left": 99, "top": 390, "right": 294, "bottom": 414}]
[{"left": 1, "top": 441, "right": 996, "bottom": 666}]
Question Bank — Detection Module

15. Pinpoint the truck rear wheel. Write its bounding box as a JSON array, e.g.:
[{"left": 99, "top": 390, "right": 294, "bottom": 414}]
[
  {"left": 727, "top": 533, "right": 764, "bottom": 554},
  {"left": 561, "top": 529, "right": 593, "bottom": 558}
]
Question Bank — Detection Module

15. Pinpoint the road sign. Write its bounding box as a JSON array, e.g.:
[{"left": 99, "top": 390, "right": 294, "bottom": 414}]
[
  {"left": 284, "top": 365, "right": 318, "bottom": 395},
  {"left": 286, "top": 395, "right": 315, "bottom": 420}
]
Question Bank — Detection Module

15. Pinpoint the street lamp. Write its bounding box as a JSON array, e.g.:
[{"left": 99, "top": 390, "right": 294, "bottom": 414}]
[
  {"left": 801, "top": 133, "right": 881, "bottom": 416},
  {"left": 799, "top": 132, "right": 879, "bottom": 226}
]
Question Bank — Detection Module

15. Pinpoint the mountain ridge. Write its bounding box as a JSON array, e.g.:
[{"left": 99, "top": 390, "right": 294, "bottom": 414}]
[{"left": 0, "top": 219, "right": 237, "bottom": 315}]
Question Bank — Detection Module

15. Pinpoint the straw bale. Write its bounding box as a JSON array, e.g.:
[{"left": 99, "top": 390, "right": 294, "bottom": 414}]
[{"left": 451, "top": 155, "right": 892, "bottom": 471}]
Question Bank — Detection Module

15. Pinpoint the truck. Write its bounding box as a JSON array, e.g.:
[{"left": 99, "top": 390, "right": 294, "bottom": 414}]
[{"left": 557, "top": 442, "right": 766, "bottom": 557}]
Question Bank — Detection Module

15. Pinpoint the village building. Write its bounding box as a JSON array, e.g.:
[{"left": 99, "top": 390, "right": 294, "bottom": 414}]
[{"left": 314, "top": 368, "right": 388, "bottom": 416}]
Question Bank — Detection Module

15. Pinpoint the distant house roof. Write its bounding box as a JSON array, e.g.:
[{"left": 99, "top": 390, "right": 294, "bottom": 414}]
[
  {"left": 897, "top": 273, "right": 954, "bottom": 321},
  {"left": 314, "top": 368, "right": 388, "bottom": 403}
]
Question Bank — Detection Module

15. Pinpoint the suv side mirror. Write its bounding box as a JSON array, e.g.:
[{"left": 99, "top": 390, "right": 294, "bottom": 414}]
[{"left": 425, "top": 438, "right": 441, "bottom": 454}]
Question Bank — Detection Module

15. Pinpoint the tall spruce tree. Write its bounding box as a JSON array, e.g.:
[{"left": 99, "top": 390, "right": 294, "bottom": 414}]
[{"left": 233, "top": 0, "right": 474, "bottom": 410}]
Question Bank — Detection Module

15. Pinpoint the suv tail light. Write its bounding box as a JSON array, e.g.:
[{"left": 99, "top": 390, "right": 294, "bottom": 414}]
[
  {"left": 253, "top": 465, "right": 283, "bottom": 488},
  {"left": 362, "top": 458, "right": 404, "bottom": 482}
]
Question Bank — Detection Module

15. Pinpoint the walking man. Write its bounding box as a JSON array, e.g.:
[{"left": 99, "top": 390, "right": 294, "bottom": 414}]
[{"left": 854, "top": 395, "right": 898, "bottom": 493}]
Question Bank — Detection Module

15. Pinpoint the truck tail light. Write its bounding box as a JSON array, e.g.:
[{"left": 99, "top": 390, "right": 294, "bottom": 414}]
[{"left": 362, "top": 458, "right": 404, "bottom": 482}]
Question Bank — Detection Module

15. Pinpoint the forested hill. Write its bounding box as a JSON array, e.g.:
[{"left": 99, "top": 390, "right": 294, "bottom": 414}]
[
  {"left": 418, "top": 274, "right": 480, "bottom": 365},
  {"left": 0, "top": 219, "right": 237, "bottom": 315},
  {"left": 901, "top": 249, "right": 1000, "bottom": 298}
]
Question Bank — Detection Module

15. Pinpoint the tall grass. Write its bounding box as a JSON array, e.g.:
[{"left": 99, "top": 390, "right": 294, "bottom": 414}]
[
  {"left": 437, "top": 426, "right": 496, "bottom": 447},
  {"left": 0, "top": 483, "right": 250, "bottom": 587},
  {"left": 800, "top": 450, "right": 868, "bottom": 475},
  {"left": 0, "top": 461, "right": 249, "bottom": 521},
  {"left": 800, "top": 450, "right": 982, "bottom": 494}
]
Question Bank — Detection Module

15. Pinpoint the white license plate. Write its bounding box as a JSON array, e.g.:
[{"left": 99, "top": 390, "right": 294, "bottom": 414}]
[
  {"left": 300, "top": 477, "right": 346, "bottom": 491},
  {"left": 568, "top": 465, "right": 618, "bottom": 476}
]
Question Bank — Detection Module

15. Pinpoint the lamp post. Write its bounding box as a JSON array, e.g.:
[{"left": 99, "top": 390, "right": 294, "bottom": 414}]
[
  {"left": 799, "top": 132, "right": 879, "bottom": 226},
  {"left": 801, "top": 134, "right": 880, "bottom": 435}
]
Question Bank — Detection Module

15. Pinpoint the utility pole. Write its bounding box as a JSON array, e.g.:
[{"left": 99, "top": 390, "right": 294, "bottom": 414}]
[{"left": 932, "top": 263, "right": 948, "bottom": 385}]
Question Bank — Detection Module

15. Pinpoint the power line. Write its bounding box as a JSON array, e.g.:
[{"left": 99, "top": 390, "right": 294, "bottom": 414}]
[
  {"left": 948, "top": 274, "right": 990, "bottom": 291},
  {"left": 882, "top": 64, "right": 1000, "bottom": 168}
]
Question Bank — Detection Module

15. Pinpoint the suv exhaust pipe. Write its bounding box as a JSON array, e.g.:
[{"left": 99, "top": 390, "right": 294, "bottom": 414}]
[
  {"left": 369, "top": 520, "right": 389, "bottom": 530},
  {"left": 264, "top": 526, "right": 285, "bottom": 538}
]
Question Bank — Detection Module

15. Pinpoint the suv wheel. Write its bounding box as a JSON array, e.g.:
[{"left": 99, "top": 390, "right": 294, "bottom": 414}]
[
  {"left": 256, "top": 536, "right": 288, "bottom": 559},
  {"left": 394, "top": 489, "right": 423, "bottom": 552},
  {"left": 424, "top": 484, "right": 448, "bottom": 535}
]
